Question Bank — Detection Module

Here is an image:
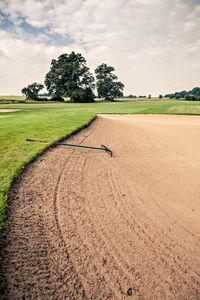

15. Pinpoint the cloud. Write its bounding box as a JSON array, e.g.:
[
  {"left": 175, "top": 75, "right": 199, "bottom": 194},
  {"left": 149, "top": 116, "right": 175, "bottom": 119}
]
[
  {"left": 0, "top": 29, "right": 69, "bottom": 94},
  {"left": 0, "top": 0, "right": 200, "bottom": 95}
]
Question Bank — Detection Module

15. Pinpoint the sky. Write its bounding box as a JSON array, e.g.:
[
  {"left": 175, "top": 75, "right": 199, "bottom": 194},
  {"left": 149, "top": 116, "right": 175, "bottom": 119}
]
[{"left": 0, "top": 0, "right": 200, "bottom": 96}]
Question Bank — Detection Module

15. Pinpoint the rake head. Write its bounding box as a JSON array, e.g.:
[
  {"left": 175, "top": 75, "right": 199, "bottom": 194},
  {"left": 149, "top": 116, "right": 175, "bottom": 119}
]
[{"left": 101, "top": 145, "right": 113, "bottom": 157}]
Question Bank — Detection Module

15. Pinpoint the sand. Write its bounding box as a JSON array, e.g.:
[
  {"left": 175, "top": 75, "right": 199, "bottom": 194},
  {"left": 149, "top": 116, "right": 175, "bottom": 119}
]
[
  {"left": 0, "top": 109, "right": 21, "bottom": 112},
  {"left": 1, "top": 114, "right": 200, "bottom": 299}
]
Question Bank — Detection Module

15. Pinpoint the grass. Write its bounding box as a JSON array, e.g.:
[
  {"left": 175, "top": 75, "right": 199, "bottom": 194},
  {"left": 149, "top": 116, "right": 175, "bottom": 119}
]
[
  {"left": 0, "top": 106, "right": 95, "bottom": 231},
  {"left": 0, "top": 95, "right": 26, "bottom": 100},
  {"left": 1, "top": 98, "right": 200, "bottom": 231}
]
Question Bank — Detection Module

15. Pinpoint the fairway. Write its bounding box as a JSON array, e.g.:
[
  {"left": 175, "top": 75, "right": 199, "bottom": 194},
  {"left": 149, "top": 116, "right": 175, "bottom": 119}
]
[{"left": 1, "top": 113, "right": 200, "bottom": 298}]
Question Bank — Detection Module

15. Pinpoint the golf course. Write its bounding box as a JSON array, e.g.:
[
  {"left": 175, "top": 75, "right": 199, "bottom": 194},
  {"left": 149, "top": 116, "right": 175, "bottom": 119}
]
[{"left": 0, "top": 99, "right": 200, "bottom": 299}]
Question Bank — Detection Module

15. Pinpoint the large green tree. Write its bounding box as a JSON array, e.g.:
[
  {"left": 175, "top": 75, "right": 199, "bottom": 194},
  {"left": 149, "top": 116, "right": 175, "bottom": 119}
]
[
  {"left": 95, "top": 63, "right": 124, "bottom": 101},
  {"left": 21, "top": 82, "right": 44, "bottom": 100},
  {"left": 45, "top": 51, "right": 95, "bottom": 102}
]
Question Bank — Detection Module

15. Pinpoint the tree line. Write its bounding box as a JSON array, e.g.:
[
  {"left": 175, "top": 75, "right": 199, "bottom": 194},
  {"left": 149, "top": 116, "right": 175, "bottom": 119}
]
[
  {"left": 22, "top": 51, "right": 124, "bottom": 102},
  {"left": 164, "top": 87, "right": 200, "bottom": 101}
]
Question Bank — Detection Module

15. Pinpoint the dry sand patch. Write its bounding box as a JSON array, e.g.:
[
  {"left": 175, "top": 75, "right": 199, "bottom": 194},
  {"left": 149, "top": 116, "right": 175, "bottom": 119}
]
[
  {"left": 1, "top": 114, "right": 200, "bottom": 299},
  {"left": 0, "top": 109, "right": 21, "bottom": 112}
]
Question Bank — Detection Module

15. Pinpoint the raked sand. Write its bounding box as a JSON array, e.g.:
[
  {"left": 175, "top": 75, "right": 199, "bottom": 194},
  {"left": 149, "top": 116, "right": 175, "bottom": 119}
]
[{"left": 1, "top": 114, "right": 200, "bottom": 299}]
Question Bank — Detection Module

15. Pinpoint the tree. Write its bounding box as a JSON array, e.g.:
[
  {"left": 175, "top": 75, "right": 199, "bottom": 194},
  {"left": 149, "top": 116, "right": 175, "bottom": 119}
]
[
  {"left": 159, "top": 94, "right": 163, "bottom": 98},
  {"left": 165, "top": 87, "right": 200, "bottom": 99},
  {"left": 21, "top": 82, "right": 44, "bottom": 100},
  {"left": 178, "top": 90, "right": 187, "bottom": 98},
  {"left": 184, "top": 94, "right": 200, "bottom": 101},
  {"left": 128, "top": 95, "right": 136, "bottom": 98},
  {"left": 185, "top": 94, "right": 191, "bottom": 101},
  {"left": 69, "top": 87, "right": 95, "bottom": 103},
  {"left": 95, "top": 63, "right": 124, "bottom": 101},
  {"left": 191, "top": 87, "right": 200, "bottom": 96},
  {"left": 44, "top": 51, "right": 95, "bottom": 102}
]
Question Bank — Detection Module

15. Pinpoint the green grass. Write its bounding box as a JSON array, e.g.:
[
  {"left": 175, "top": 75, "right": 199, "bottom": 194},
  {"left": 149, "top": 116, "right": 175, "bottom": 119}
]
[
  {"left": 0, "top": 95, "right": 26, "bottom": 100},
  {"left": 0, "top": 105, "right": 95, "bottom": 231},
  {"left": 1, "top": 98, "right": 200, "bottom": 231}
]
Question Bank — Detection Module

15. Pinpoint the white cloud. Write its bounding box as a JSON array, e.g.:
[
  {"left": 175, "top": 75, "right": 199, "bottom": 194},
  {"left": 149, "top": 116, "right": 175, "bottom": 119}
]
[
  {"left": 195, "top": 5, "right": 200, "bottom": 12},
  {"left": 0, "top": 0, "right": 200, "bottom": 96},
  {"left": 0, "top": 30, "right": 67, "bottom": 94},
  {"left": 184, "top": 21, "right": 196, "bottom": 31}
]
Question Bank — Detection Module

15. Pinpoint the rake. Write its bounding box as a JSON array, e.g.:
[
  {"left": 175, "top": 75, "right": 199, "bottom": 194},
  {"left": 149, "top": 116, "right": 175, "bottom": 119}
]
[{"left": 26, "top": 139, "right": 113, "bottom": 157}]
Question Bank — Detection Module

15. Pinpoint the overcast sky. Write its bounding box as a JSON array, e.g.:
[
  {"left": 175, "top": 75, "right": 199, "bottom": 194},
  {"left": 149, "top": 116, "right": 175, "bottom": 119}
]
[{"left": 0, "top": 0, "right": 200, "bottom": 96}]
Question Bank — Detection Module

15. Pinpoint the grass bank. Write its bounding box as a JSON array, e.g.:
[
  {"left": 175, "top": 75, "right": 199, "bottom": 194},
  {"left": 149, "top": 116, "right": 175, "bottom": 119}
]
[{"left": 0, "top": 106, "right": 95, "bottom": 230}]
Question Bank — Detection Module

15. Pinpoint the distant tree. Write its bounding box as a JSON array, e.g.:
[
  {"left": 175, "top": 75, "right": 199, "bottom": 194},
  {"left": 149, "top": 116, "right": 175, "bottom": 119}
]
[
  {"left": 50, "top": 96, "right": 65, "bottom": 102},
  {"left": 191, "top": 95, "right": 199, "bottom": 100},
  {"left": 159, "top": 95, "right": 163, "bottom": 99},
  {"left": 184, "top": 94, "right": 200, "bottom": 101},
  {"left": 45, "top": 51, "right": 95, "bottom": 102},
  {"left": 69, "top": 87, "right": 95, "bottom": 103},
  {"left": 191, "top": 87, "right": 200, "bottom": 96},
  {"left": 148, "top": 94, "right": 151, "bottom": 99},
  {"left": 21, "top": 82, "right": 44, "bottom": 100},
  {"left": 165, "top": 87, "right": 200, "bottom": 100},
  {"left": 95, "top": 63, "right": 124, "bottom": 101},
  {"left": 178, "top": 90, "right": 187, "bottom": 98},
  {"left": 185, "top": 94, "right": 191, "bottom": 101},
  {"left": 164, "top": 94, "right": 170, "bottom": 98}
]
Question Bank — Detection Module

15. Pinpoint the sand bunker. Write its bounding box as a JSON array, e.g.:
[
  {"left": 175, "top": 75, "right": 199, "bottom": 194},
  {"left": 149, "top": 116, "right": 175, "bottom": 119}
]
[
  {"left": 1, "top": 114, "right": 200, "bottom": 299},
  {"left": 0, "top": 109, "right": 21, "bottom": 112}
]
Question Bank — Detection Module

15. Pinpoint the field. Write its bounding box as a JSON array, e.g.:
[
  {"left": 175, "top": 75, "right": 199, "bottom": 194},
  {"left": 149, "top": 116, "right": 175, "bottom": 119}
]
[{"left": 1, "top": 99, "right": 200, "bottom": 298}]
